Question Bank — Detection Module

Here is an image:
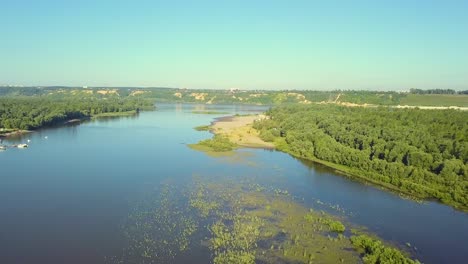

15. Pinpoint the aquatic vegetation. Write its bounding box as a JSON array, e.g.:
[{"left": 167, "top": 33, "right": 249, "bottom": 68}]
[
  {"left": 108, "top": 185, "right": 198, "bottom": 263},
  {"left": 190, "top": 134, "right": 237, "bottom": 152},
  {"left": 304, "top": 210, "right": 346, "bottom": 233},
  {"left": 190, "top": 180, "right": 360, "bottom": 264},
  {"left": 351, "top": 235, "right": 420, "bottom": 264},
  {"left": 190, "top": 186, "right": 221, "bottom": 218},
  {"left": 194, "top": 125, "right": 211, "bottom": 131},
  {"left": 111, "top": 178, "right": 419, "bottom": 263},
  {"left": 273, "top": 188, "right": 290, "bottom": 196},
  {"left": 248, "top": 183, "right": 266, "bottom": 192},
  {"left": 326, "top": 220, "right": 346, "bottom": 233},
  {"left": 210, "top": 214, "right": 263, "bottom": 264},
  {"left": 314, "top": 217, "right": 346, "bottom": 233}
]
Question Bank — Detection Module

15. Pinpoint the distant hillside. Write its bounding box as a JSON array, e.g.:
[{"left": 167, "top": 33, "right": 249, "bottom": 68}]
[{"left": 1, "top": 86, "right": 467, "bottom": 107}]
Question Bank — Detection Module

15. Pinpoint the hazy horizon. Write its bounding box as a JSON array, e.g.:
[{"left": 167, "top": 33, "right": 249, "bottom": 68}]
[
  {"left": 1, "top": 85, "right": 468, "bottom": 93},
  {"left": 1, "top": 1, "right": 468, "bottom": 90}
]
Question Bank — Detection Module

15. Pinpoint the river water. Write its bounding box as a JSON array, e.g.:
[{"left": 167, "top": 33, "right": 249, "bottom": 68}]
[{"left": 0, "top": 103, "right": 466, "bottom": 264}]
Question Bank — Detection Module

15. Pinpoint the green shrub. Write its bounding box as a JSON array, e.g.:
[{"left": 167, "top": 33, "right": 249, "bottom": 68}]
[
  {"left": 351, "top": 235, "right": 420, "bottom": 264},
  {"left": 199, "top": 134, "right": 236, "bottom": 152}
]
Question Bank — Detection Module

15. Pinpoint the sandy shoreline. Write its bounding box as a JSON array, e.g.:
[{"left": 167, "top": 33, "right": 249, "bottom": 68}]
[{"left": 211, "top": 114, "right": 275, "bottom": 149}]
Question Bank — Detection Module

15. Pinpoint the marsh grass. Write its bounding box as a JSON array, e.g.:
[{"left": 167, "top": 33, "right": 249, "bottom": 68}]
[
  {"left": 189, "top": 134, "right": 237, "bottom": 152},
  {"left": 189, "top": 180, "right": 359, "bottom": 264},
  {"left": 107, "top": 184, "right": 198, "bottom": 263},
  {"left": 193, "top": 125, "right": 211, "bottom": 131},
  {"left": 351, "top": 234, "right": 421, "bottom": 264}
]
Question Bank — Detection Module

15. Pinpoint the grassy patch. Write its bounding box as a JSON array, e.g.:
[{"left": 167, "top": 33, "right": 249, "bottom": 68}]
[
  {"left": 351, "top": 234, "right": 420, "bottom": 264},
  {"left": 187, "top": 144, "right": 236, "bottom": 157},
  {"left": 193, "top": 125, "right": 211, "bottom": 131},
  {"left": 189, "top": 134, "right": 237, "bottom": 152}
]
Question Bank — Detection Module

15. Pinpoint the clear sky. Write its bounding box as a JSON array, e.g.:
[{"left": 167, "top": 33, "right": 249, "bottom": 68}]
[{"left": 1, "top": 0, "right": 467, "bottom": 90}]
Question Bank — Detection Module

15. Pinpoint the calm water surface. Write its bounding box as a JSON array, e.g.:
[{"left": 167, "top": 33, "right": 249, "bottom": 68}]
[{"left": 1, "top": 104, "right": 467, "bottom": 264}]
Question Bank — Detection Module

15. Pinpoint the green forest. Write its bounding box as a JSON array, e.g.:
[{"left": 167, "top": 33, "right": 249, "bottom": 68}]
[
  {"left": 409, "top": 88, "right": 467, "bottom": 95},
  {"left": 0, "top": 97, "right": 154, "bottom": 131},
  {"left": 1, "top": 86, "right": 467, "bottom": 107},
  {"left": 253, "top": 104, "right": 468, "bottom": 210}
]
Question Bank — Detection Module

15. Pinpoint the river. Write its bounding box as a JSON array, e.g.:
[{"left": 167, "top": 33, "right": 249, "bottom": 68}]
[{"left": 0, "top": 103, "right": 466, "bottom": 264}]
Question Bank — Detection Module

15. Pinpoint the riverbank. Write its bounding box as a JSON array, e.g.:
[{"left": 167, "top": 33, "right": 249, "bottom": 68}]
[
  {"left": 91, "top": 110, "right": 138, "bottom": 118},
  {"left": 0, "top": 129, "right": 31, "bottom": 138},
  {"left": 273, "top": 136, "right": 467, "bottom": 211},
  {"left": 0, "top": 111, "right": 140, "bottom": 139},
  {"left": 275, "top": 140, "right": 430, "bottom": 202},
  {"left": 69, "top": 110, "right": 139, "bottom": 123},
  {"left": 272, "top": 141, "right": 467, "bottom": 212},
  {"left": 209, "top": 113, "right": 467, "bottom": 212},
  {"left": 207, "top": 115, "right": 411, "bottom": 195},
  {"left": 210, "top": 115, "right": 275, "bottom": 149}
]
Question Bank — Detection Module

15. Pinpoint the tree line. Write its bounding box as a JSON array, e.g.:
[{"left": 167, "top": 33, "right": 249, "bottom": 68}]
[
  {"left": 3, "top": 86, "right": 467, "bottom": 106},
  {"left": 0, "top": 97, "right": 155, "bottom": 130},
  {"left": 409, "top": 88, "right": 468, "bottom": 95},
  {"left": 253, "top": 104, "right": 468, "bottom": 209}
]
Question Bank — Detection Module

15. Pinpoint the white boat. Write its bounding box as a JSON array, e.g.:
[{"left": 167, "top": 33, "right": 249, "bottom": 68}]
[
  {"left": 0, "top": 146, "right": 6, "bottom": 151},
  {"left": 17, "top": 144, "right": 28, "bottom": 148}
]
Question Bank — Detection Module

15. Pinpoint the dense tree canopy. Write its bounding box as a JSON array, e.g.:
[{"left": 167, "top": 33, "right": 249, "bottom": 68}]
[
  {"left": 254, "top": 104, "right": 468, "bottom": 209},
  {"left": 409, "top": 88, "right": 467, "bottom": 95},
  {"left": 0, "top": 97, "right": 154, "bottom": 130}
]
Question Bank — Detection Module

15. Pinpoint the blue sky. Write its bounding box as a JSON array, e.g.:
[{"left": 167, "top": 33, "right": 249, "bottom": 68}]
[{"left": 1, "top": 0, "right": 467, "bottom": 90}]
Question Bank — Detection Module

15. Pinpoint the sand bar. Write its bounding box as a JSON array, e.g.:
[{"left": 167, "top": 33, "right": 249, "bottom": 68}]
[{"left": 211, "top": 114, "right": 275, "bottom": 149}]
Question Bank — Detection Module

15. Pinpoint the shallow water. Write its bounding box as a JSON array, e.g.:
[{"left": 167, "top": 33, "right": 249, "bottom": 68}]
[{"left": 0, "top": 103, "right": 467, "bottom": 264}]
